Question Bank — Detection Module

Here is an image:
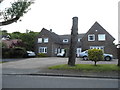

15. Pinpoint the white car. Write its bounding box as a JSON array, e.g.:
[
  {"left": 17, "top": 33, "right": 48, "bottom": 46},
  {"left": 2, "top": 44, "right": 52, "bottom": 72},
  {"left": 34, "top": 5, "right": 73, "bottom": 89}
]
[
  {"left": 57, "top": 52, "right": 65, "bottom": 57},
  {"left": 27, "top": 51, "right": 36, "bottom": 57}
]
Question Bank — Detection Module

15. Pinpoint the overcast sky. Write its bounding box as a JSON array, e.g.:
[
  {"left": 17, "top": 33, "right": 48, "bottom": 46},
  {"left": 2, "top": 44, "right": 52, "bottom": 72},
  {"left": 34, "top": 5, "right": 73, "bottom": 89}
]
[{"left": 0, "top": 0, "right": 119, "bottom": 44}]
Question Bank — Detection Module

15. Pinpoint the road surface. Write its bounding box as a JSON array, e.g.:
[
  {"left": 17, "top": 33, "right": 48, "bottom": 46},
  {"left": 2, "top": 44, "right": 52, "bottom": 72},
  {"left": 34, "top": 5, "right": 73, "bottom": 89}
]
[{"left": 2, "top": 75, "right": 119, "bottom": 88}]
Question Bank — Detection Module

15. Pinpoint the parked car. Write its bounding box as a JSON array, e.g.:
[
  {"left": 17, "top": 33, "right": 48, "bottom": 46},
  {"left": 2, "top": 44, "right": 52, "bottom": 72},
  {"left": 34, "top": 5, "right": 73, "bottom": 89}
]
[
  {"left": 26, "top": 51, "right": 36, "bottom": 57},
  {"left": 79, "top": 50, "right": 113, "bottom": 61},
  {"left": 57, "top": 52, "right": 65, "bottom": 57}
]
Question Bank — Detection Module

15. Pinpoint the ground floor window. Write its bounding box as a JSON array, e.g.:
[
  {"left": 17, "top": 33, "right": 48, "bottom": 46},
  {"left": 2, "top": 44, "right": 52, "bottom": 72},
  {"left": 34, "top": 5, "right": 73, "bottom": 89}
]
[
  {"left": 39, "top": 47, "right": 47, "bottom": 53},
  {"left": 90, "top": 46, "right": 104, "bottom": 51},
  {"left": 55, "top": 48, "right": 64, "bottom": 54},
  {"left": 55, "top": 48, "right": 58, "bottom": 54},
  {"left": 57, "top": 48, "right": 61, "bottom": 53}
]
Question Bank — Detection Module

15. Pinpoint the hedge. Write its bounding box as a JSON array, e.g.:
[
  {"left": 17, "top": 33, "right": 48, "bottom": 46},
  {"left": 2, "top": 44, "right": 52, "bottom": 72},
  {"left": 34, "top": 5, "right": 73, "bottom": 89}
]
[{"left": 2, "top": 47, "right": 27, "bottom": 58}]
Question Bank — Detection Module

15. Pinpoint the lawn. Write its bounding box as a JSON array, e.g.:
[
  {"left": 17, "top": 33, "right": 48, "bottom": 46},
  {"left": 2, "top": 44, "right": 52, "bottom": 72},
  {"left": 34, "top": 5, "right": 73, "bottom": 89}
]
[
  {"left": 49, "top": 64, "right": 120, "bottom": 72},
  {"left": 0, "top": 62, "right": 5, "bottom": 63}
]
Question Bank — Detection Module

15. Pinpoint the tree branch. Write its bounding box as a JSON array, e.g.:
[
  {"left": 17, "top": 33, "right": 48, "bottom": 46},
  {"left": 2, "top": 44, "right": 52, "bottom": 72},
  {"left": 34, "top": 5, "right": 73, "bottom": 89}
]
[
  {"left": 0, "top": 17, "right": 20, "bottom": 26},
  {"left": 0, "top": 0, "right": 4, "bottom": 3}
]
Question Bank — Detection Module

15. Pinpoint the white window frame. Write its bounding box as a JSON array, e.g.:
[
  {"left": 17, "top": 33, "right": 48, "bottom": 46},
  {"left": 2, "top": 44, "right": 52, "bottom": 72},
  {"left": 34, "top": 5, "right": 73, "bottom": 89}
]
[
  {"left": 63, "top": 39, "right": 68, "bottom": 43},
  {"left": 58, "top": 48, "right": 61, "bottom": 53},
  {"left": 90, "top": 46, "right": 104, "bottom": 52},
  {"left": 78, "top": 38, "right": 81, "bottom": 42},
  {"left": 39, "top": 47, "right": 47, "bottom": 53},
  {"left": 55, "top": 48, "right": 57, "bottom": 54},
  {"left": 88, "top": 34, "right": 95, "bottom": 41},
  {"left": 98, "top": 34, "right": 106, "bottom": 41},
  {"left": 44, "top": 38, "right": 49, "bottom": 43},
  {"left": 76, "top": 48, "right": 81, "bottom": 57},
  {"left": 38, "top": 38, "right": 42, "bottom": 43}
]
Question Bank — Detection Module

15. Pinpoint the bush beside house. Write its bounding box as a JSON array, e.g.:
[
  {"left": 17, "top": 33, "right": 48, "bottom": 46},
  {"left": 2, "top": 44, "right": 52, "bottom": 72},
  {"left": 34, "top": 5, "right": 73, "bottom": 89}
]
[{"left": 37, "top": 53, "right": 47, "bottom": 57}]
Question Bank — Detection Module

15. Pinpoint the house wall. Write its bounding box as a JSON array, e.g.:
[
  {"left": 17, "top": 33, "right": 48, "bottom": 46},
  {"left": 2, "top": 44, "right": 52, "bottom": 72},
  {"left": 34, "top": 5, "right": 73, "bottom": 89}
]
[
  {"left": 81, "top": 22, "right": 117, "bottom": 58},
  {"left": 35, "top": 31, "right": 62, "bottom": 57},
  {"left": 35, "top": 32, "right": 53, "bottom": 57},
  {"left": 35, "top": 22, "right": 117, "bottom": 58}
]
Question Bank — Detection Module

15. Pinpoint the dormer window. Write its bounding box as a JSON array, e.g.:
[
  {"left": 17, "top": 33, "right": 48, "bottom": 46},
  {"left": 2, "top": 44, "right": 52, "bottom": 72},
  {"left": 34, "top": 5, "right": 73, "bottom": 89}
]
[
  {"left": 98, "top": 34, "right": 106, "bottom": 41},
  {"left": 88, "top": 34, "right": 95, "bottom": 41},
  {"left": 63, "top": 39, "right": 68, "bottom": 43}
]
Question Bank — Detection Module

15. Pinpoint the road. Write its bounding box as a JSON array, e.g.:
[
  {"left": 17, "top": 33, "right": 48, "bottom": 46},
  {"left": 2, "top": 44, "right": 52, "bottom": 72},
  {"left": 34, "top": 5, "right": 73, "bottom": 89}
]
[
  {"left": 0, "top": 58, "right": 27, "bottom": 62},
  {"left": 2, "top": 75, "right": 118, "bottom": 88},
  {"left": 2, "top": 58, "right": 118, "bottom": 74}
]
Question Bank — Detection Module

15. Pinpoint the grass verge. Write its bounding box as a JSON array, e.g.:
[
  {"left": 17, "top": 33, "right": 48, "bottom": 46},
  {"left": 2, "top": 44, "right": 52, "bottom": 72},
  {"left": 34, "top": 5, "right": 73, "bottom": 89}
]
[
  {"left": 49, "top": 64, "right": 120, "bottom": 72},
  {"left": 0, "top": 62, "right": 5, "bottom": 63}
]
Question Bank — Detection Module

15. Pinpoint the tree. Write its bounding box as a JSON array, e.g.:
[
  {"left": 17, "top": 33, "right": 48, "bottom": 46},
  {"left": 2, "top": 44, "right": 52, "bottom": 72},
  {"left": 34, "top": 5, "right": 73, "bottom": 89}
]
[
  {"left": 20, "top": 31, "right": 39, "bottom": 51},
  {"left": 10, "top": 31, "right": 21, "bottom": 39},
  {"left": 117, "top": 45, "right": 120, "bottom": 66},
  {"left": 68, "top": 17, "right": 78, "bottom": 66},
  {"left": 1, "top": 30, "right": 8, "bottom": 35},
  {"left": 0, "top": 0, "right": 3, "bottom": 3},
  {"left": 10, "top": 30, "right": 39, "bottom": 51},
  {"left": 0, "top": 0, "right": 34, "bottom": 26}
]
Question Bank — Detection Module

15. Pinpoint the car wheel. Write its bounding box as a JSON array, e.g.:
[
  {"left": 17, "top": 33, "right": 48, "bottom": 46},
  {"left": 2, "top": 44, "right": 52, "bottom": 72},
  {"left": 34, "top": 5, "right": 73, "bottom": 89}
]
[
  {"left": 105, "top": 56, "right": 111, "bottom": 61},
  {"left": 83, "top": 56, "right": 88, "bottom": 60}
]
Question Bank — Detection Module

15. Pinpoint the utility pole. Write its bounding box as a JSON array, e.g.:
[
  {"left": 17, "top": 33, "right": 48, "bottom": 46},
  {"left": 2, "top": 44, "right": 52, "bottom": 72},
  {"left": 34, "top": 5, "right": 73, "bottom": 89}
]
[
  {"left": 118, "top": 2, "right": 120, "bottom": 66},
  {"left": 68, "top": 17, "right": 78, "bottom": 66}
]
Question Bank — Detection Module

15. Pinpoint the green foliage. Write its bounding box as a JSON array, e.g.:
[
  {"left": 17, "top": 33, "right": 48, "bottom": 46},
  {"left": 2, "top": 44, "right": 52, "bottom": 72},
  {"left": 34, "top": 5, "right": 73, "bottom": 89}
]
[
  {"left": 0, "top": 30, "right": 8, "bottom": 35},
  {"left": 88, "top": 49, "right": 104, "bottom": 66},
  {"left": 49, "top": 64, "right": 120, "bottom": 72},
  {"left": 2, "top": 0, "right": 34, "bottom": 21},
  {"left": 1, "top": 42, "right": 7, "bottom": 48},
  {"left": 37, "top": 53, "right": 47, "bottom": 57},
  {"left": 1, "top": 29, "right": 39, "bottom": 55},
  {"left": 19, "top": 31, "right": 39, "bottom": 51},
  {"left": 10, "top": 31, "right": 20, "bottom": 39},
  {"left": 10, "top": 30, "right": 39, "bottom": 51},
  {"left": 2, "top": 47, "right": 27, "bottom": 58}
]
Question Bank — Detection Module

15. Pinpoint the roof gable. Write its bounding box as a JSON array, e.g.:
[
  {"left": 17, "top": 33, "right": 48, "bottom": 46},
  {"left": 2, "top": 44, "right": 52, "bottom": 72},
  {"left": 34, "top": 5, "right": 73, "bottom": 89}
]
[
  {"left": 82, "top": 21, "right": 115, "bottom": 41},
  {"left": 39, "top": 28, "right": 62, "bottom": 44},
  {"left": 38, "top": 28, "right": 85, "bottom": 44}
]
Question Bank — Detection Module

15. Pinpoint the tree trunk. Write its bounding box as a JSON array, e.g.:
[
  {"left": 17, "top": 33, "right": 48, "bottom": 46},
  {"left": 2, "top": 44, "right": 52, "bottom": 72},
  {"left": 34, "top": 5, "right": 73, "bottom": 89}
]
[
  {"left": 94, "top": 61, "right": 97, "bottom": 66},
  {"left": 0, "top": 17, "right": 20, "bottom": 26},
  {"left": 68, "top": 17, "right": 78, "bottom": 66},
  {"left": 117, "top": 48, "right": 120, "bottom": 66}
]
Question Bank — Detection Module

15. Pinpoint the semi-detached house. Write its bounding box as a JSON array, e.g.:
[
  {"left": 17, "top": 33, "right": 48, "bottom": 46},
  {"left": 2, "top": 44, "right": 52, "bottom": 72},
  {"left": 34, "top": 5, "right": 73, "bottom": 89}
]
[{"left": 35, "top": 22, "right": 117, "bottom": 58}]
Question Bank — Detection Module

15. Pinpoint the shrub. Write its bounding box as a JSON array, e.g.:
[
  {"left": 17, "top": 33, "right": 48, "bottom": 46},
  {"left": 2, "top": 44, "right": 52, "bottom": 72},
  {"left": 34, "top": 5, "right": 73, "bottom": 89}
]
[
  {"left": 37, "top": 53, "right": 47, "bottom": 57},
  {"left": 2, "top": 47, "right": 27, "bottom": 58},
  {"left": 2, "top": 48, "right": 10, "bottom": 58},
  {"left": 88, "top": 49, "right": 104, "bottom": 66},
  {"left": 10, "top": 47, "right": 27, "bottom": 58}
]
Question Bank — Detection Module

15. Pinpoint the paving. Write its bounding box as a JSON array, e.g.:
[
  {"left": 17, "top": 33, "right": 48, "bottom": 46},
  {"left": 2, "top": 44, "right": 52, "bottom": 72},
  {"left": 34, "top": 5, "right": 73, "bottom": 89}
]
[{"left": 1, "top": 57, "right": 119, "bottom": 79}]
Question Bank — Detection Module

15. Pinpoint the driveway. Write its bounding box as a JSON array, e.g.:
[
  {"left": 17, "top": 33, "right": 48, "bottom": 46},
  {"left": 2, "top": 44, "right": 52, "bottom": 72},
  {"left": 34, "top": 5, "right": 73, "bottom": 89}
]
[{"left": 2, "top": 57, "right": 118, "bottom": 74}]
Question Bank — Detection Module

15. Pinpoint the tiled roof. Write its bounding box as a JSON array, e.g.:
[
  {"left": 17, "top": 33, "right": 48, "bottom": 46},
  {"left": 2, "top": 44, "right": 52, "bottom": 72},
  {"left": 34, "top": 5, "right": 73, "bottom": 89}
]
[
  {"left": 40, "top": 28, "right": 62, "bottom": 44},
  {"left": 40, "top": 28, "right": 85, "bottom": 44}
]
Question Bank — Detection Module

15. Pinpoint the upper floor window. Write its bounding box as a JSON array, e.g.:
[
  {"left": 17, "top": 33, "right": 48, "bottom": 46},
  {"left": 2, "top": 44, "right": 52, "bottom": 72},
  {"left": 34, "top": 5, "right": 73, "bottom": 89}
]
[
  {"left": 38, "top": 38, "right": 42, "bottom": 43},
  {"left": 88, "top": 34, "right": 95, "bottom": 41},
  {"left": 44, "top": 38, "right": 49, "bottom": 43},
  {"left": 78, "top": 38, "right": 81, "bottom": 42},
  {"left": 98, "top": 34, "right": 106, "bottom": 41},
  {"left": 63, "top": 39, "right": 68, "bottom": 43}
]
